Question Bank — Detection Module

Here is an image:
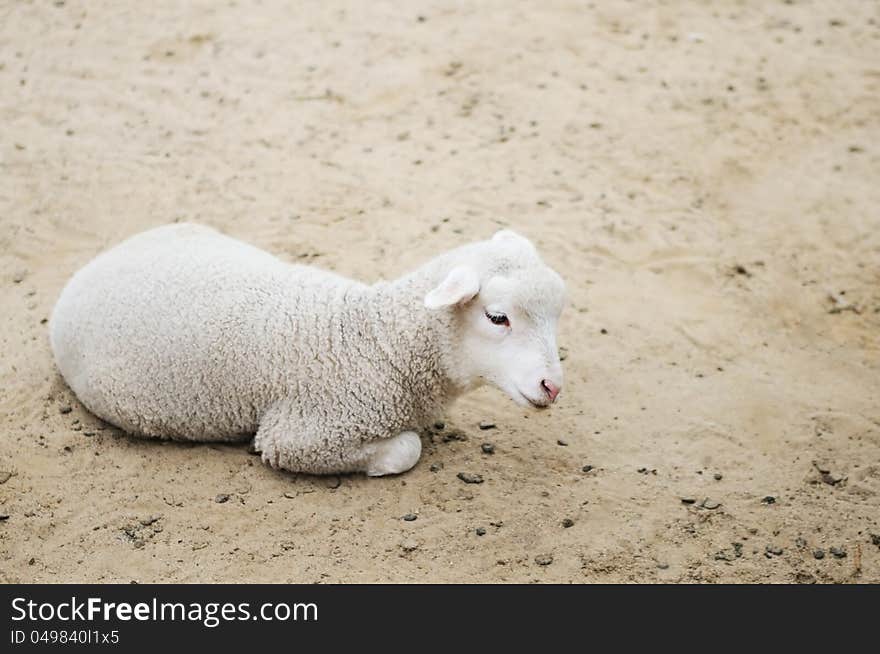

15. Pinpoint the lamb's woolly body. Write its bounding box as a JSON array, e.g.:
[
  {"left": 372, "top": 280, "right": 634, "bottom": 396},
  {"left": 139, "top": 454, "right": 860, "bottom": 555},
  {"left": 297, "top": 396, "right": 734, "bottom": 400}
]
[{"left": 51, "top": 223, "right": 530, "bottom": 474}]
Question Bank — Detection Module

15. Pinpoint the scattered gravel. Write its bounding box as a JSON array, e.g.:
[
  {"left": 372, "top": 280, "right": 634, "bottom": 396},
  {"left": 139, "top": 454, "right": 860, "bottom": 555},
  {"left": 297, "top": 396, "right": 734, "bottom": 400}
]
[{"left": 457, "top": 472, "right": 484, "bottom": 484}]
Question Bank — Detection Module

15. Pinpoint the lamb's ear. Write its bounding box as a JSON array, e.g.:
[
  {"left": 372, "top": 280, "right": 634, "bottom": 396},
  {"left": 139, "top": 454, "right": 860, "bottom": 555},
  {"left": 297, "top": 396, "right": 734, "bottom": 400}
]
[
  {"left": 492, "top": 229, "right": 535, "bottom": 251},
  {"left": 424, "top": 265, "right": 481, "bottom": 309}
]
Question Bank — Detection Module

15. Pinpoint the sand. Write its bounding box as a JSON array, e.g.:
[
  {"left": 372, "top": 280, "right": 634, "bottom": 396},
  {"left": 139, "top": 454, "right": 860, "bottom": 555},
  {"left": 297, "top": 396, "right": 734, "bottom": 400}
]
[{"left": 1, "top": 1, "right": 878, "bottom": 583}]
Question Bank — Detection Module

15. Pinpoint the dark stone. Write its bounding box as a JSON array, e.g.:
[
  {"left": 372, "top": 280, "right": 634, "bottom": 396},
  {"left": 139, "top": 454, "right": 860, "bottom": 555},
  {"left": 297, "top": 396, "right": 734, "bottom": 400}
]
[
  {"left": 701, "top": 498, "right": 721, "bottom": 510},
  {"left": 475, "top": 527, "right": 486, "bottom": 536},
  {"left": 59, "top": 405, "right": 72, "bottom": 414},
  {"left": 813, "top": 549, "right": 825, "bottom": 560},
  {"left": 582, "top": 465, "right": 594, "bottom": 473},
  {"left": 534, "top": 554, "right": 553, "bottom": 566},
  {"left": 870, "top": 534, "right": 880, "bottom": 548},
  {"left": 478, "top": 421, "right": 496, "bottom": 430},
  {"left": 557, "top": 439, "right": 568, "bottom": 446},
  {"left": 713, "top": 473, "right": 723, "bottom": 481},
  {"left": 402, "top": 513, "right": 417, "bottom": 522},
  {"left": 680, "top": 497, "right": 697, "bottom": 505},
  {"left": 765, "top": 545, "right": 783, "bottom": 557},
  {"left": 214, "top": 494, "right": 230, "bottom": 504},
  {"left": 481, "top": 443, "right": 495, "bottom": 454},
  {"left": 562, "top": 518, "right": 574, "bottom": 528},
  {"left": 829, "top": 547, "right": 847, "bottom": 559},
  {"left": 762, "top": 496, "right": 776, "bottom": 504},
  {"left": 457, "top": 472, "right": 484, "bottom": 484}
]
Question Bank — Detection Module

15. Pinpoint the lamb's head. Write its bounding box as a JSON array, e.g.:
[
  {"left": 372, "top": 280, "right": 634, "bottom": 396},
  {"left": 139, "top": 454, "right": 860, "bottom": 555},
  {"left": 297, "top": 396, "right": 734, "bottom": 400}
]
[{"left": 424, "top": 230, "right": 566, "bottom": 408}]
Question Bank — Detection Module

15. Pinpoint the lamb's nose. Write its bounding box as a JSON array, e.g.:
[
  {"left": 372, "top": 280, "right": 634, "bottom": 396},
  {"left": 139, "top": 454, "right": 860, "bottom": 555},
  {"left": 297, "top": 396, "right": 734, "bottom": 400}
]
[{"left": 541, "top": 379, "right": 560, "bottom": 403}]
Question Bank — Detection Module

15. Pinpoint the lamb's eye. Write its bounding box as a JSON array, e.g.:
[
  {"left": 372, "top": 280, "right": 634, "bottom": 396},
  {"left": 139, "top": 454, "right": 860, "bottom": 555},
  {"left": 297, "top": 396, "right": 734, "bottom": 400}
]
[{"left": 485, "top": 311, "right": 510, "bottom": 327}]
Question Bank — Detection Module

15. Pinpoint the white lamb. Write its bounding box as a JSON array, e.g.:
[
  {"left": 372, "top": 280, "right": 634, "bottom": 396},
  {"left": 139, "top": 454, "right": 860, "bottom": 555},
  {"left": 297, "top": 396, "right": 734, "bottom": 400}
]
[{"left": 50, "top": 224, "right": 566, "bottom": 476}]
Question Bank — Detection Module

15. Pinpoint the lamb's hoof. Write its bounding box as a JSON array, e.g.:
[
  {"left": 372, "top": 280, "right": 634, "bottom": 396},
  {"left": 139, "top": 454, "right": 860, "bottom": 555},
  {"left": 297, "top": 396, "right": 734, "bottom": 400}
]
[{"left": 366, "top": 431, "right": 422, "bottom": 477}]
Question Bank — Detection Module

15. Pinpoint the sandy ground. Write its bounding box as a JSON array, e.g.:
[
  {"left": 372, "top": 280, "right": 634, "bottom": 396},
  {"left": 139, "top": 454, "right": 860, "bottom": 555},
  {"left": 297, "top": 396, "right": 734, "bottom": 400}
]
[{"left": 1, "top": 1, "right": 879, "bottom": 584}]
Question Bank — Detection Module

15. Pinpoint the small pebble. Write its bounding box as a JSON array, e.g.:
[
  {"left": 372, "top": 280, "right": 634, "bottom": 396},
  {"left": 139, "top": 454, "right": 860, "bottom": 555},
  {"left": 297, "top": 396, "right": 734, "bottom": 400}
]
[
  {"left": 557, "top": 439, "right": 568, "bottom": 446},
  {"left": 762, "top": 496, "right": 776, "bottom": 504},
  {"left": 475, "top": 527, "right": 486, "bottom": 536},
  {"left": 562, "top": 518, "right": 574, "bottom": 528},
  {"left": 765, "top": 545, "right": 783, "bottom": 557},
  {"left": 59, "top": 405, "right": 72, "bottom": 415},
  {"left": 481, "top": 443, "right": 495, "bottom": 454},
  {"left": 433, "top": 422, "right": 445, "bottom": 431},
  {"left": 478, "top": 421, "right": 496, "bottom": 430},
  {"left": 457, "top": 472, "right": 484, "bottom": 484},
  {"left": 871, "top": 534, "right": 880, "bottom": 548},
  {"left": 680, "top": 497, "right": 697, "bottom": 505},
  {"left": 713, "top": 473, "right": 723, "bottom": 481},
  {"left": 283, "top": 491, "right": 296, "bottom": 499},
  {"left": 829, "top": 547, "right": 847, "bottom": 559},
  {"left": 401, "top": 539, "right": 419, "bottom": 552},
  {"left": 534, "top": 554, "right": 553, "bottom": 566},
  {"left": 813, "top": 549, "right": 825, "bottom": 560},
  {"left": 429, "top": 463, "right": 442, "bottom": 473},
  {"left": 701, "top": 498, "right": 721, "bottom": 510},
  {"left": 402, "top": 513, "right": 417, "bottom": 522},
  {"left": 656, "top": 562, "right": 669, "bottom": 570},
  {"left": 582, "top": 465, "right": 594, "bottom": 473},
  {"left": 214, "top": 493, "right": 230, "bottom": 504}
]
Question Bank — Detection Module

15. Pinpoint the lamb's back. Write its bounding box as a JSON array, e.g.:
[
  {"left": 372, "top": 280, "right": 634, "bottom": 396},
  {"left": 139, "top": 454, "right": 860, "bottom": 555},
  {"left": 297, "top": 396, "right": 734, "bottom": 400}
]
[{"left": 50, "top": 223, "right": 356, "bottom": 440}]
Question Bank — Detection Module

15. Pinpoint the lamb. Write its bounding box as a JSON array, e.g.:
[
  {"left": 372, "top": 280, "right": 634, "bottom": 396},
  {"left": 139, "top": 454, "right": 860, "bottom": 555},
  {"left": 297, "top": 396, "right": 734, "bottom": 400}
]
[{"left": 49, "top": 223, "right": 566, "bottom": 476}]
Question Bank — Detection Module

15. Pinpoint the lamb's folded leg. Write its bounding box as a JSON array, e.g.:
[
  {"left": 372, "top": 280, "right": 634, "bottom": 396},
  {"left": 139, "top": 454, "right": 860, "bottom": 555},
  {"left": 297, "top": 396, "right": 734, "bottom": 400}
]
[
  {"left": 254, "top": 403, "right": 422, "bottom": 476},
  {"left": 360, "top": 431, "right": 422, "bottom": 477}
]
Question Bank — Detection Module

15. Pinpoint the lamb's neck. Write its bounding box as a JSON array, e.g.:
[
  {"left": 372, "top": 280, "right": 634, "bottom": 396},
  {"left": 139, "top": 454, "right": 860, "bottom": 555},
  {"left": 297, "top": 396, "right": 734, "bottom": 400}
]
[{"left": 367, "top": 261, "right": 467, "bottom": 402}]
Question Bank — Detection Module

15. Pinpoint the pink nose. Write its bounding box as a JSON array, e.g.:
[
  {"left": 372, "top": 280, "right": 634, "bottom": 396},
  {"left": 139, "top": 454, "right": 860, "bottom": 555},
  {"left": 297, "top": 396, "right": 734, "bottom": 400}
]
[{"left": 541, "top": 380, "right": 560, "bottom": 403}]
